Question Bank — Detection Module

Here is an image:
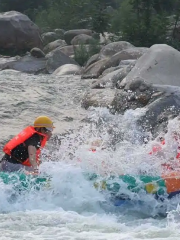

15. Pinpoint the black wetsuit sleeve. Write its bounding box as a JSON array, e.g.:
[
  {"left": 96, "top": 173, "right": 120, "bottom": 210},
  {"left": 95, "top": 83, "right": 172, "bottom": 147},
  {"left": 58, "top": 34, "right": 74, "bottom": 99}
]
[{"left": 24, "top": 133, "right": 41, "bottom": 149}]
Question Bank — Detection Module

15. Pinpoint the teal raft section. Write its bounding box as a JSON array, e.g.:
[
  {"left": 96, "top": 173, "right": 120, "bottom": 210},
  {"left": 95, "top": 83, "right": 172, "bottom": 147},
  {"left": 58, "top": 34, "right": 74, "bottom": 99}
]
[
  {"left": 86, "top": 173, "right": 168, "bottom": 197},
  {"left": 0, "top": 172, "right": 172, "bottom": 198},
  {"left": 0, "top": 172, "right": 51, "bottom": 192}
]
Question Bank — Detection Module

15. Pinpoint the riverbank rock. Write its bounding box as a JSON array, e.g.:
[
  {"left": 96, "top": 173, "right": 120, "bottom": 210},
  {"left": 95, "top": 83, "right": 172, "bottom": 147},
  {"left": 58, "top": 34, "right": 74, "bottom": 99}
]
[
  {"left": 85, "top": 54, "right": 100, "bottom": 68},
  {"left": 99, "top": 41, "right": 134, "bottom": 58},
  {"left": 81, "top": 58, "right": 108, "bottom": 79},
  {"left": 137, "top": 85, "right": 180, "bottom": 137},
  {"left": 58, "top": 46, "right": 75, "bottom": 57},
  {"left": 0, "top": 55, "right": 46, "bottom": 74},
  {"left": 98, "top": 47, "right": 148, "bottom": 76},
  {"left": 92, "top": 65, "right": 134, "bottom": 89},
  {"left": 41, "top": 32, "right": 59, "bottom": 46},
  {"left": 121, "top": 44, "right": 180, "bottom": 89},
  {"left": 30, "top": 48, "right": 45, "bottom": 58},
  {"left": 43, "top": 40, "right": 67, "bottom": 54},
  {"left": 64, "top": 29, "right": 94, "bottom": 45},
  {"left": 0, "top": 11, "right": 42, "bottom": 53},
  {"left": 81, "top": 89, "right": 116, "bottom": 109},
  {"left": 0, "top": 56, "right": 19, "bottom": 69},
  {"left": 46, "top": 48, "right": 79, "bottom": 73},
  {"left": 53, "top": 64, "right": 82, "bottom": 76},
  {"left": 71, "top": 34, "right": 94, "bottom": 45}
]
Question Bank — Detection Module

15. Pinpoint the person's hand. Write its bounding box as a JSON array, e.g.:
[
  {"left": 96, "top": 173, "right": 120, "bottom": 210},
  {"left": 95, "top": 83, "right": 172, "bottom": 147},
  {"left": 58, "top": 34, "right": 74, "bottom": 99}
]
[
  {"left": 32, "top": 168, "right": 39, "bottom": 175},
  {"left": 24, "top": 169, "right": 39, "bottom": 176}
]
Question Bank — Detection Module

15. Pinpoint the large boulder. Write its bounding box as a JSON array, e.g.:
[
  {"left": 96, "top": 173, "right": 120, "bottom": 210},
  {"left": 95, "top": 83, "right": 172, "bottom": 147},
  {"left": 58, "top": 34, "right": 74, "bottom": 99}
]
[
  {"left": 122, "top": 44, "right": 180, "bottom": 89},
  {"left": 58, "top": 45, "right": 75, "bottom": 57},
  {"left": 98, "top": 47, "right": 148, "bottom": 76},
  {"left": 101, "top": 66, "right": 122, "bottom": 77},
  {"left": 111, "top": 79, "right": 180, "bottom": 138},
  {"left": 71, "top": 34, "right": 94, "bottom": 45},
  {"left": 111, "top": 82, "right": 156, "bottom": 115},
  {"left": 91, "top": 69, "right": 122, "bottom": 89},
  {"left": 0, "top": 11, "right": 42, "bottom": 52},
  {"left": 46, "top": 48, "right": 79, "bottom": 73},
  {"left": 85, "top": 54, "right": 100, "bottom": 68},
  {"left": 43, "top": 40, "right": 67, "bottom": 54},
  {"left": 99, "top": 41, "right": 134, "bottom": 58},
  {"left": 53, "top": 64, "right": 82, "bottom": 76},
  {"left": 92, "top": 66, "right": 133, "bottom": 89},
  {"left": 81, "top": 58, "right": 108, "bottom": 79},
  {"left": 64, "top": 29, "right": 94, "bottom": 45},
  {"left": 137, "top": 85, "right": 180, "bottom": 137},
  {"left": 41, "top": 32, "right": 59, "bottom": 46}
]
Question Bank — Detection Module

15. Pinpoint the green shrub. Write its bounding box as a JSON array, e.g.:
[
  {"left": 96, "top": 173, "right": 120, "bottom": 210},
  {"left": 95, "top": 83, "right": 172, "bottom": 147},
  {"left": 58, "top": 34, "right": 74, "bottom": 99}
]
[
  {"left": 110, "top": 0, "right": 169, "bottom": 47},
  {"left": 74, "top": 44, "right": 90, "bottom": 66},
  {"left": 74, "top": 39, "right": 101, "bottom": 66}
]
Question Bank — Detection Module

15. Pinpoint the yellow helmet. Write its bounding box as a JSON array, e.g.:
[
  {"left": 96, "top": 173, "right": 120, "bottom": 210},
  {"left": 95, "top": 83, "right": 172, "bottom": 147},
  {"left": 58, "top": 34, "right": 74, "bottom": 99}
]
[{"left": 33, "top": 116, "right": 55, "bottom": 129}]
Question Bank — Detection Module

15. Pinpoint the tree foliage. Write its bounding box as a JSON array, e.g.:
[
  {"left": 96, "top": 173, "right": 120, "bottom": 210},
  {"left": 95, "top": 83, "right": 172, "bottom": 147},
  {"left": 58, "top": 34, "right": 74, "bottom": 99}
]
[
  {"left": 0, "top": 0, "right": 47, "bottom": 20},
  {"left": 111, "top": 0, "right": 175, "bottom": 47},
  {"left": 0, "top": 0, "right": 180, "bottom": 49}
]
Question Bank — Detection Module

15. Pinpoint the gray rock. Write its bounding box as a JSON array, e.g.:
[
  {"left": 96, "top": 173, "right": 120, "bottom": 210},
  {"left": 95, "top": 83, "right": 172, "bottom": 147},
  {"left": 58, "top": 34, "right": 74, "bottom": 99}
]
[
  {"left": 111, "top": 88, "right": 153, "bottom": 115},
  {"left": 98, "top": 47, "right": 148, "bottom": 76},
  {"left": 0, "top": 56, "right": 19, "bottom": 68},
  {"left": 81, "top": 89, "right": 116, "bottom": 109},
  {"left": 58, "top": 45, "right": 93, "bottom": 58},
  {"left": 101, "top": 66, "right": 122, "bottom": 77},
  {"left": 137, "top": 85, "right": 180, "bottom": 137},
  {"left": 58, "top": 45, "right": 75, "bottom": 57},
  {"left": 46, "top": 48, "right": 79, "bottom": 73},
  {"left": 85, "top": 54, "right": 100, "bottom": 68},
  {"left": 42, "top": 32, "right": 59, "bottom": 46},
  {"left": 123, "top": 44, "right": 180, "bottom": 89},
  {"left": 0, "top": 11, "right": 42, "bottom": 51},
  {"left": 124, "top": 77, "right": 151, "bottom": 91},
  {"left": 30, "top": 47, "right": 45, "bottom": 58},
  {"left": 0, "top": 55, "right": 47, "bottom": 74},
  {"left": 71, "top": 34, "right": 94, "bottom": 45},
  {"left": 81, "top": 58, "right": 108, "bottom": 79},
  {"left": 92, "top": 67, "right": 131, "bottom": 89},
  {"left": 43, "top": 40, "right": 67, "bottom": 54},
  {"left": 120, "top": 59, "right": 137, "bottom": 66},
  {"left": 53, "top": 64, "right": 81, "bottom": 76},
  {"left": 64, "top": 29, "right": 94, "bottom": 45},
  {"left": 99, "top": 41, "right": 134, "bottom": 58}
]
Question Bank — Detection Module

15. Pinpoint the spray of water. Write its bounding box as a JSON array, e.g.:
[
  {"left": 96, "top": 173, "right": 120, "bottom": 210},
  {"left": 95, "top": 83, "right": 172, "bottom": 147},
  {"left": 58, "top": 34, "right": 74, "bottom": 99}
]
[{"left": 1, "top": 107, "right": 180, "bottom": 218}]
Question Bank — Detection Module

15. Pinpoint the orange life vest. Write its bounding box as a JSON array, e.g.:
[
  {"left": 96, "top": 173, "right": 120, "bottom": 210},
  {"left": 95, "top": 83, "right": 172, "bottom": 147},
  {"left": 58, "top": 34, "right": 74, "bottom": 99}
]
[
  {"left": 149, "top": 140, "right": 165, "bottom": 155},
  {"left": 149, "top": 139, "right": 180, "bottom": 159},
  {"left": 149, "top": 139, "right": 180, "bottom": 170},
  {"left": 3, "top": 126, "right": 47, "bottom": 167}
]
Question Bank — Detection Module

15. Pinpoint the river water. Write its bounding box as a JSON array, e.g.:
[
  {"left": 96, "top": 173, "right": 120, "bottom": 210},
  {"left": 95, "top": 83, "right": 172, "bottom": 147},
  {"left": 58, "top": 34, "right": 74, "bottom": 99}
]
[{"left": 0, "top": 70, "right": 180, "bottom": 240}]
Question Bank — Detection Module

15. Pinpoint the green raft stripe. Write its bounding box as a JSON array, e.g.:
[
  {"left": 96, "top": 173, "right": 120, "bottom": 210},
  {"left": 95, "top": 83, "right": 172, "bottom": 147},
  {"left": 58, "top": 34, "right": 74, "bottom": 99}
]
[{"left": 0, "top": 172, "right": 168, "bottom": 196}]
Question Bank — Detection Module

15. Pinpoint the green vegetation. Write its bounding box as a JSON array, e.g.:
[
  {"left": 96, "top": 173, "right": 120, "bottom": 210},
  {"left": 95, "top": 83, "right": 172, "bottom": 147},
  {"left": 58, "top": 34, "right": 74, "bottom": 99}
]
[
  {"left": 74, "top": 39, "right": 101, "bottom": 66},
  {"left": 0, "top": 0, "right": 180, "bottom": 49}
]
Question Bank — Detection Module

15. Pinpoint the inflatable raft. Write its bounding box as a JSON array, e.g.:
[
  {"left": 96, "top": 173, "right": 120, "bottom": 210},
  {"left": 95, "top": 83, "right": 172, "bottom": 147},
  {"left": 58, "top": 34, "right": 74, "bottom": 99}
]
[
  {"left": 87, "top": 171, "right": 180, "bottom": 201},
  {"left": 0, "top": 172, "right": 50, "bottom": 192},
  {"left": 1, "top": 171, "right": 180, "bottom": 204}
]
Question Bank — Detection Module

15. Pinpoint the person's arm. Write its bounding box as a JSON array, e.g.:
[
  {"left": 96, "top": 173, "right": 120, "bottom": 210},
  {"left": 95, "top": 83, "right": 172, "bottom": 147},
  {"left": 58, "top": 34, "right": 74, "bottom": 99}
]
[{"left": 28, "top": 145, "right": 39, "bottom": 172}]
